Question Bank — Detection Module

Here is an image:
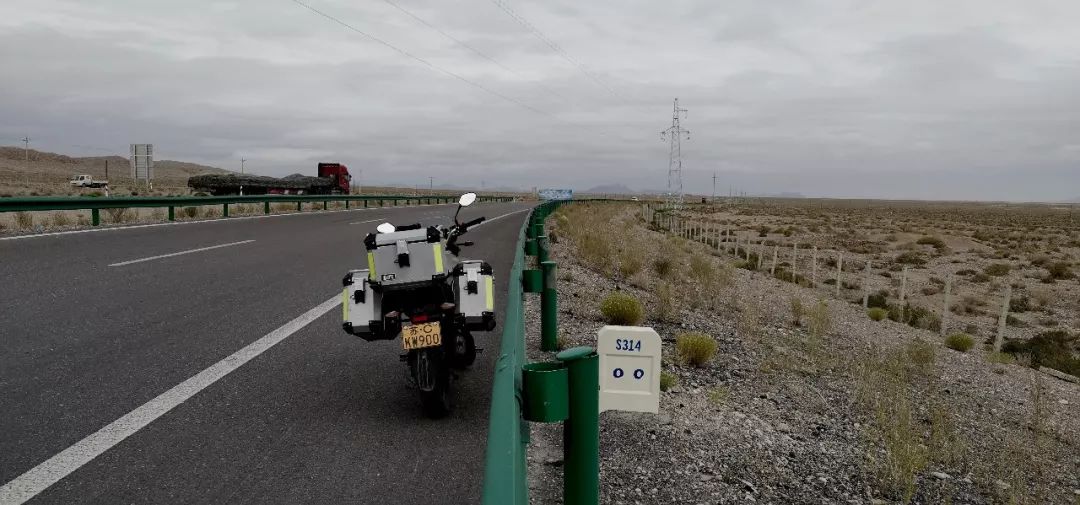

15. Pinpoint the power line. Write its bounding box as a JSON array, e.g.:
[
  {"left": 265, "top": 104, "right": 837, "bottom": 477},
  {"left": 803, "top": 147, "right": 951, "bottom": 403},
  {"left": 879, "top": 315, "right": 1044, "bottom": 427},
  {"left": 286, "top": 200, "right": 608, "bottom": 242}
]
[
  {"left": 488, "top": 0, "right": 624, "bottom": 101},
  {"left": 379, "top": 0, "right": 568, "bottom": 104},
  {"left": 290, "top": 0, "right": 559, "bottom": 120}
]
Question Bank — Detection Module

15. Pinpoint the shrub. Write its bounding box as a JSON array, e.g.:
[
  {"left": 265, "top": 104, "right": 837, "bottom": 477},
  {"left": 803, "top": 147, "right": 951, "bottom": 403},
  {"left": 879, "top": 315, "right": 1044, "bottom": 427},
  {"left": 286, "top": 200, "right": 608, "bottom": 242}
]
[
  {"left": 986, "top": 352, "right": 1016, "bottom": 365},
  {"left": 183, "top": 206, "right": 200, "bottom": 219},
  {"left": 1009, "top": 295, "right": 1031, "bottom": 313},
  {"left": 652, "top": 257, "right": 674, "bottom": 278},
  {"left": 983, "top": 263, "right": 1011, "bottom": 277},
  {"left": 916, "top": 236, "right": 946, "bottom": 249},
  {"left": 50, "top": 211, "right": 71, "bottom": 227},
  {"left": 556, "top": 335, "right": 570, "bottom": 351},
  {"left": 577, "top": 234, "right": 613, "bottom": 274},
  {"left": 659, "top": 371, "right": 677, "bottom": 392},
  {"left": 944, "top": 333, "right": 974, "bottom": 352},
  {"left": 1045, "top": 262, "right": 1073, "bottom": 280},
  {"left": 707, "top": 386, "right": 730, "bottom": 405},
  {"left": 906, "top": 338, "right": 936, "bottom": 369},
  {"left": 688, "top": 254, "right": 714, "bottom": 280},
  {"left": 653, "top": 282, "right": 675, "bottom": 322},
  {"left": 867, "top": 307, "right": 888, "bottom": 321},
  {"left": 617, "top": 249, "right": 643, "bottom": 278},
  {"left": 895, "top": 251, "right": 926, "bottom": 266},
  {"left": 866, "top": 290, "right": 889, "bottom": 309},
  {"left": 676, "top": 332, "right": 717, "bottom": 367},
  {"left": 1001, "top": 330, "right": 1080, "bottom": 376},
  {"left": 14, "top": 211, "right": 32, "bottom": 230},
  {"left": 105, "top": 207, "right": 133, "bottom": 223},
  {"left": 600, "top": 292, "right": 644, "bottom": 325},
  {"left": 807, "top": 300, "right": 831, "bottom": 338},
  {"left": 790, "top": 297, "right": 804, "bottom": 326}
]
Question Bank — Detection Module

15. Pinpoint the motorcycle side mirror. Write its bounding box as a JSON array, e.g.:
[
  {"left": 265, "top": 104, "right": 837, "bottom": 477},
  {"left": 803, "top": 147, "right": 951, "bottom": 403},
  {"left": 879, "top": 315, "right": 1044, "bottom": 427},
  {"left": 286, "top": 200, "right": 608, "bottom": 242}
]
[
  {"left": 458, "top": 193, "right": 477, "bottom": 207},
  {"left": 376, "top": 222, "right": 395, "bottom": 234}
]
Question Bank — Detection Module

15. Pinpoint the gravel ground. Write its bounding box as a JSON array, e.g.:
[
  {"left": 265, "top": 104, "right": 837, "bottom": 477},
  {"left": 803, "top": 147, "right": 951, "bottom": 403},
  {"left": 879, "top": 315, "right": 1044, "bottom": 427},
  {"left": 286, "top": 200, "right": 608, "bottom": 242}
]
[{"left": 525, "top": 205, "right": 1080, "bottom": 505}]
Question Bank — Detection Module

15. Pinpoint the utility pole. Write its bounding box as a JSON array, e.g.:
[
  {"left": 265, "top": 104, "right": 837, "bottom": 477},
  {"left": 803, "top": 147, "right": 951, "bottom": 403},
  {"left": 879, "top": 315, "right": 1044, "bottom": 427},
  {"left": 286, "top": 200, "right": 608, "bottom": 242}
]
[
  {"left": 22, "top": 135, "right": 30, "bottom": 184},
  {"left": 660, "top": 98, "right": 689, "bottom": 209},
  {"left": 429, "top": 176, "right": 434, "bottom": 195},
  {"left": 241, "top": 157, "right": 246, "bottom": 174},
  {"left": 711, "top": 172, "right": 717, "bottom": 202}
]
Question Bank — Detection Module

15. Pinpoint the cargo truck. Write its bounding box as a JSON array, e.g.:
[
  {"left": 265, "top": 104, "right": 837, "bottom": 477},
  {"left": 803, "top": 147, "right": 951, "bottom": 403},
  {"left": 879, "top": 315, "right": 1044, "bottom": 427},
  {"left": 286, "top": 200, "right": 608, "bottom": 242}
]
[{"left": 187, "top": 163, "right": 352, "bottom": 195}]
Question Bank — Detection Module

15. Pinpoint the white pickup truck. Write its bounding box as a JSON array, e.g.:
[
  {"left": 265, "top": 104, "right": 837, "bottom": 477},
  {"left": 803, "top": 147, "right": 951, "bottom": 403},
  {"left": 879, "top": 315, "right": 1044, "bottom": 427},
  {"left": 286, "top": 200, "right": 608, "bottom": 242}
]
[{"left": 69, "top": 174, "right": 108, "bottom": 188}]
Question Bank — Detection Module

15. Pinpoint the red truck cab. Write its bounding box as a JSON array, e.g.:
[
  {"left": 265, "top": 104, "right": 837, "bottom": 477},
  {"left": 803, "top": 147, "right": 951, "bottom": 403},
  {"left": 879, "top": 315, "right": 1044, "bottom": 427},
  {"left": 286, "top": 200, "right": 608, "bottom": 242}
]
[{"left": 318, "top": 163, "right": 352, "bottom": 194}]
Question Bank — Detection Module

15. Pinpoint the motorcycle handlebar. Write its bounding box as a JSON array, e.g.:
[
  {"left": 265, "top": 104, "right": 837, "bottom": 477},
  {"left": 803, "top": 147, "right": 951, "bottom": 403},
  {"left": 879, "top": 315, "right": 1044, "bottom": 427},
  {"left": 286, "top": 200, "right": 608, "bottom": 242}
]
[{"left": 462, "top": 216, "right": 485, "bottom": 228}]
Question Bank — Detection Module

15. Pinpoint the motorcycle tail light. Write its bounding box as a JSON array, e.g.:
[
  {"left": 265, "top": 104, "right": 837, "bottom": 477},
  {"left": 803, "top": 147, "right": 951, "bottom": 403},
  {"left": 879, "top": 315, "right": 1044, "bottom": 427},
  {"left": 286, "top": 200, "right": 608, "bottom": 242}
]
[{"left": 410, "top": 314, "right": 429, "bottom": 323}]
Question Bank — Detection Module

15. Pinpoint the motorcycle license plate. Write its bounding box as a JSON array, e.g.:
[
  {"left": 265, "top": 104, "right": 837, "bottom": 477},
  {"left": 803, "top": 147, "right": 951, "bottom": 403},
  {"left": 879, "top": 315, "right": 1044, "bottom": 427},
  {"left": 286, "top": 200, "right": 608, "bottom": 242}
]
[{"left": 402, "top": 321, "right": 441, "bottom": 350}]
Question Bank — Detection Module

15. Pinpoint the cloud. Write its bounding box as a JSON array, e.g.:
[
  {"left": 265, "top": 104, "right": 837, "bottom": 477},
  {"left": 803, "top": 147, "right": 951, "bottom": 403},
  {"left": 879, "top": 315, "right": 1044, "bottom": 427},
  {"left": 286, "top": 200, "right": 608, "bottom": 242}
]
[{"left": 1, "top": 0, "right": 1078, "bottom": 201}]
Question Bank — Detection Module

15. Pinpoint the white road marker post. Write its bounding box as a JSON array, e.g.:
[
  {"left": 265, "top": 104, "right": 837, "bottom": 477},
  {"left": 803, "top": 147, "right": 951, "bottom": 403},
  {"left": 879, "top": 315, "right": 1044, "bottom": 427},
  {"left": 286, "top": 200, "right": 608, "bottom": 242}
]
[
  {"left": 792, "top": 243, "right": 799, "bottom": 282},
  {"left": 770, "top": 245, "right": 778, "bottom": 276},
  {"left": 811, "top": 246, "right": 818, "bottom": 286},
  {"left": 597, "top": 326, "right": 662, "bottom": 414}
]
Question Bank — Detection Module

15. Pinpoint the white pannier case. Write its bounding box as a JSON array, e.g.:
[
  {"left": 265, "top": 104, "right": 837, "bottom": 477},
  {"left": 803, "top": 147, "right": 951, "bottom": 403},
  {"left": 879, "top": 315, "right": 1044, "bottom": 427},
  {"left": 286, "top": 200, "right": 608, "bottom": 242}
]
[
  {"left": 342, "top": 269, "right": 383, "bottom": 339},
  {"left": 363, "top": 226, "right": 449, "bottom": 290},
  {"left": 453, "top": 260, "right": 496, "bottom": 331}
]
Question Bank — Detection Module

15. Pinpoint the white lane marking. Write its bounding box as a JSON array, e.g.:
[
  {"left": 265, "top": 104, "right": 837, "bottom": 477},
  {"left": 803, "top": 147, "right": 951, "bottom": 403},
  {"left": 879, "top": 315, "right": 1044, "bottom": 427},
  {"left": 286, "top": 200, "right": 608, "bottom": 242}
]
[
  {"left": 468, "top": 208, "right": 530, "bottom": 230},
  {"left": 0, "top": 294, "right": 342, "bottom": 505},
  {"left": 108, "top": 240, "right": 255, "bottom": 267},
  {"left": 0, "top": 202, "right": 464, "bottom": 242},
  {"left": 348, "top": 218, "right": 383, "bottom": 225}
]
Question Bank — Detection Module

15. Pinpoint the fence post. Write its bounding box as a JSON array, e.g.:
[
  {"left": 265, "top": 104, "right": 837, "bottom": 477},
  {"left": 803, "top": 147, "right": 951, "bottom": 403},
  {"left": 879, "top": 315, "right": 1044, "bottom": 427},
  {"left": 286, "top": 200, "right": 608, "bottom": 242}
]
[
  {"left": 556, "top": 347, "right": 599, "bottom": 505},
  {"left": 994, "top": 285, "right": 1012, "bottom": 353},
  {"left": 754, "top": 239, "right": 762, "bottom": 268},
  {"left": 811, "top": 246, "right": 818, "bottom": 286},
  {"left": 835, "top": 252, "right": 843, "bottom": 297},
  {"left": 168, "top": 206, "right": 175, "bottom": 222},
  {"left": 792, "top": 243, "right": 798, "bottom": 281},
  {"left": 541, "top": 260, "right": 558, "bottom": 352},
  {"left": 862, "top": 261, "right": 871, "bottom": 308},
  {"left": 941, "top": 274, "right": 953, "bottom": 336},
  {"left": 770, "top": 245, "right": 778, "bottom": 275},
  {"left": 899, "top": 266, "right": 908, "bottom": 323}
]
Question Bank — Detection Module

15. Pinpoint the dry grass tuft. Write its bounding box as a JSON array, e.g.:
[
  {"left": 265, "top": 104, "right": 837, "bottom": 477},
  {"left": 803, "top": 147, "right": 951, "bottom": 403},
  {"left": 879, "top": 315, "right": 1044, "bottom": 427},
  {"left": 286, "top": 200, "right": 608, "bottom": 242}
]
[{"left": 676, "top": 332, "right": 717, "bottom": 367}]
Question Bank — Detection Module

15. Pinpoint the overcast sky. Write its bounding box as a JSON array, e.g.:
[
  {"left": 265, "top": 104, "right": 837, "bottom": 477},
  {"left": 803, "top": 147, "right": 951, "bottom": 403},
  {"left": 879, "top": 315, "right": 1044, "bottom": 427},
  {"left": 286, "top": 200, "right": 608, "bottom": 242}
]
[{"left": 1, "top": 0, "right": 1079, "bottom": 201}]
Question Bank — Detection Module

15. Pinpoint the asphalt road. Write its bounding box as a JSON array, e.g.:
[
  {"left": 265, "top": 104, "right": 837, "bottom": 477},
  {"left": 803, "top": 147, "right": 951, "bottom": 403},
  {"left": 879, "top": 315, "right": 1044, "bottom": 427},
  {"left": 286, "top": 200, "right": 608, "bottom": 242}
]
[{"left": 0, "top": 200, "right": 531, "bottom": 504}]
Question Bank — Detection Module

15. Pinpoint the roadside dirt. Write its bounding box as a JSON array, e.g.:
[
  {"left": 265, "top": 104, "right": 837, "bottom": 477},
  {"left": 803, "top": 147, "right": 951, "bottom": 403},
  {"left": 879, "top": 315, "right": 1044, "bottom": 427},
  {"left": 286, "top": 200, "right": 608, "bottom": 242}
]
[{"left": 525, "top": 202, "right": 1079, "bottom": 505}]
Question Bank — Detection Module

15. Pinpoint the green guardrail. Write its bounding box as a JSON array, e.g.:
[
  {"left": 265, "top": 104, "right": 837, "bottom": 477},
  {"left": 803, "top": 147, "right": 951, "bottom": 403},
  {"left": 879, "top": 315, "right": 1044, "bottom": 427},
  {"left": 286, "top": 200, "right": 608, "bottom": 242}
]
[
  {"left": 482, "top": 198, "right": 585, "bottom": 505},
  {"left": 0, "top": 194, "right": 514, "bottom": 226}
]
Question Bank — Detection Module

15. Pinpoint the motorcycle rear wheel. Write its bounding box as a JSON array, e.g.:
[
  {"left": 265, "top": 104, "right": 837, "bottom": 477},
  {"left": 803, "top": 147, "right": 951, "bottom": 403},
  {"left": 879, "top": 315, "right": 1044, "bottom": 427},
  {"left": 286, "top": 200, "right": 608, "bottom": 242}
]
[{"left": 417, "top": 350, "right": 452, "bottom": 418}]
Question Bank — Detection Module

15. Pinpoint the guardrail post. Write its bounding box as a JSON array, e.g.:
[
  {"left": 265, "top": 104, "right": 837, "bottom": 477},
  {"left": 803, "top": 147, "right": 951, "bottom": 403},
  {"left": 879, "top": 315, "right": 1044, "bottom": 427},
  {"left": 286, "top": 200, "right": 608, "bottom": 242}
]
[
  {"left": 264, "top": 201, "right": 270, "bottom": 214},
  {"left": 345, "top": 199, "right": 350, "bottom": 209},
  {"left": 323, "top": 200, "right": 328, "bottom": 211},
  {"left": 167, "top": 206, "right": 175, "bottom": 221},
  {"left": 296, "top": 202, "right": 302, "bottom": 212},
  {"left": 91, "top": 208, "right": 100, "bottom": 226},
  {"left": 379, "top": 199, "right": 384, "bottom": 207},
  {"left": 538, "top": 235, "right": 550, "bottom": 263},
  {"left": 364, "top": 199, "right": 368, "bottom": 208},
  {"left": 223, "top": 203, "right": 229, "bottom": 218},
  {"left": 541, "top": 260, "right": 557, "bottom": 352},
  {"left": 556, "top": 347, "right": 599, "bottom": 505}
]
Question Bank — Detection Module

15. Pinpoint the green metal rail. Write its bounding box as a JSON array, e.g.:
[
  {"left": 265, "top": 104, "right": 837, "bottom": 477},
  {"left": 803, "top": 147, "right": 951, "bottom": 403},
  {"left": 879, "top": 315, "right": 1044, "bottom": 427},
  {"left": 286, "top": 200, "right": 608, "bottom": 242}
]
[
  {"left": 0, "top": 194, "right": 513, "bottom": 226},
  {"left": 481, "top": 199, "right": 567, "bottom": 505}
]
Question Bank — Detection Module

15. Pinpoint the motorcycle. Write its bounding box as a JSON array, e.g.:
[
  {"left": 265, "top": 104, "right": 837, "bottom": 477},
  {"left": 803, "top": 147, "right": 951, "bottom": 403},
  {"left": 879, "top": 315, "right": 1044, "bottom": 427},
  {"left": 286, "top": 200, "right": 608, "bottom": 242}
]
[{"left": 341, "top": 193, "right": 496, "bottom": 417}]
